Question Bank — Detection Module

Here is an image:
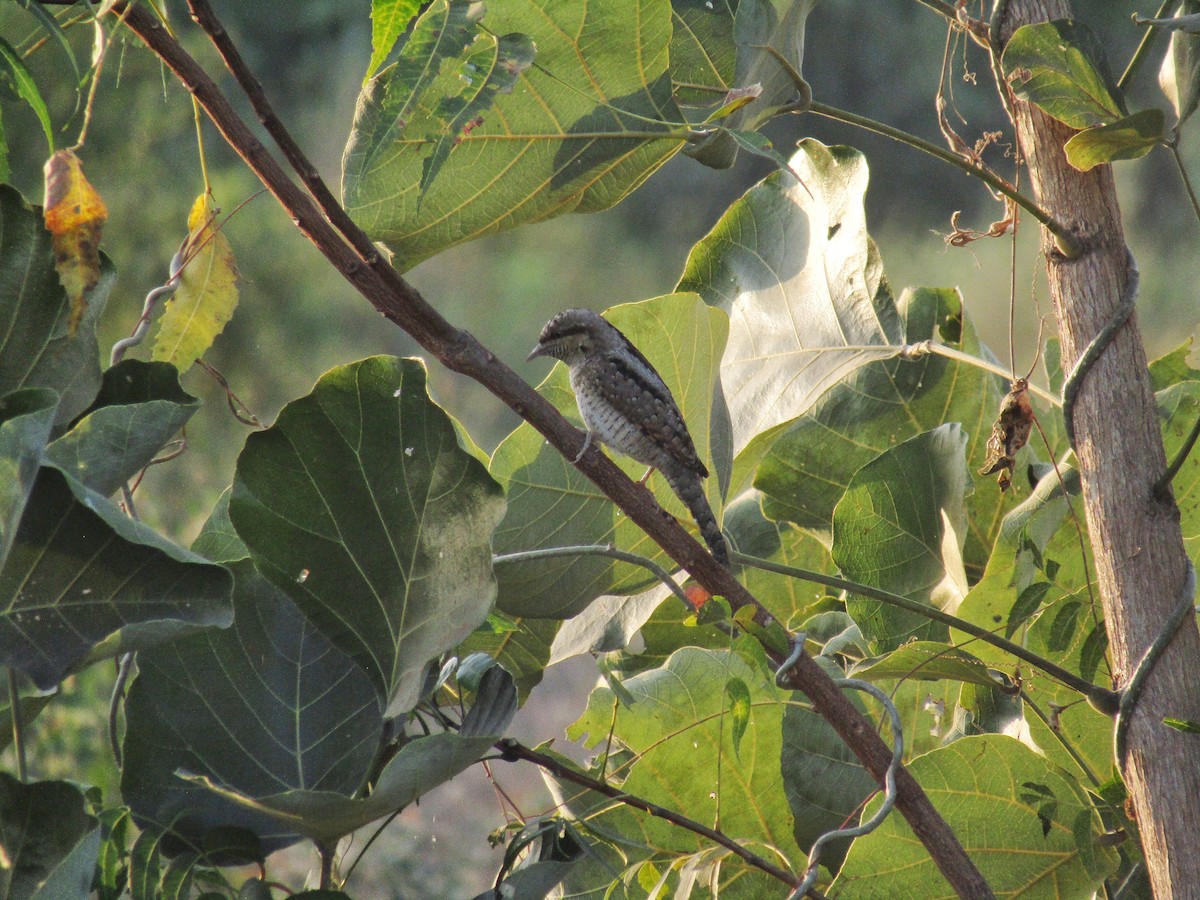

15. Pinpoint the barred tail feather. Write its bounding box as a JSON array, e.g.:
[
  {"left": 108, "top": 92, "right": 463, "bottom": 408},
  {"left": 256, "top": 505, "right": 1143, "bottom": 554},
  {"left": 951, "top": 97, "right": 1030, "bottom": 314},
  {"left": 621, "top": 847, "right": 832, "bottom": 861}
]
[{"left": 664, "top": 467, "right": 729, "bottom": 567}]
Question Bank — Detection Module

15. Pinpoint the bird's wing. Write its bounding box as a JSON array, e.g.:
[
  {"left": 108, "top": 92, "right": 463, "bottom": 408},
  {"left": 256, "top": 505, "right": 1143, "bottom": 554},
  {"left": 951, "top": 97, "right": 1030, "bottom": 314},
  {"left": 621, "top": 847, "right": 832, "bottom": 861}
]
[{"left": 600, "top": 350, "right": 709, "bottom": 478}]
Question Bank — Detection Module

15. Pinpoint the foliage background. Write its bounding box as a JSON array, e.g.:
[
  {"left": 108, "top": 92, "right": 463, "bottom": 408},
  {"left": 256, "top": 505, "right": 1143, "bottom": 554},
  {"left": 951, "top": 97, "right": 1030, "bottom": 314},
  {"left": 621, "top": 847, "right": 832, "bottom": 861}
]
[{"left": 0, "top": 0, "right": 1193, "bottom": 894}]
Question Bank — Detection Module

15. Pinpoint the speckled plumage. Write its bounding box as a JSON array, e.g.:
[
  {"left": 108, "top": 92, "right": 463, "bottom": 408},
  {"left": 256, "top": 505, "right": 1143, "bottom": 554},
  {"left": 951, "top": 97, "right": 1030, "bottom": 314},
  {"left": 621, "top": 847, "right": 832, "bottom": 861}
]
[{"left": 529, "top": 308, "right": 728, "bottom": 566}]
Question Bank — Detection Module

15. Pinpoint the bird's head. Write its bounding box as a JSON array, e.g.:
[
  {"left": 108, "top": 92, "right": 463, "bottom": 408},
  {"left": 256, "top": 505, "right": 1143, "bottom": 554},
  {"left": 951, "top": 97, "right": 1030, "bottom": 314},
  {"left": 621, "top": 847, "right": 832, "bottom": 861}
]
[{"left": 527, "top": 308, "right": 619, "bottom": 366}]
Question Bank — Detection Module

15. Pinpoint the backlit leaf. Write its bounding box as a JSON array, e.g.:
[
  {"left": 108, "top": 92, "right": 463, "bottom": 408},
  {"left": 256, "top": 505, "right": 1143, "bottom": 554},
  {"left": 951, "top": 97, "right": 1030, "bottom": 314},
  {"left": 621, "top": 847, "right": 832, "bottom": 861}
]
[{"left": 152, "top": 193, "right": 239, "bottom": 373}]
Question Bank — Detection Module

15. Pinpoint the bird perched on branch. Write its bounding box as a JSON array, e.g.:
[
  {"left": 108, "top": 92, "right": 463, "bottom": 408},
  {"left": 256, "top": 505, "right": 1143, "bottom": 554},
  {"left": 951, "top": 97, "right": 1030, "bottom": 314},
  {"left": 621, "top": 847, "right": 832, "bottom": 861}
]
[{"left": 528, "top": 308, "right": 728, "bottom": 567}]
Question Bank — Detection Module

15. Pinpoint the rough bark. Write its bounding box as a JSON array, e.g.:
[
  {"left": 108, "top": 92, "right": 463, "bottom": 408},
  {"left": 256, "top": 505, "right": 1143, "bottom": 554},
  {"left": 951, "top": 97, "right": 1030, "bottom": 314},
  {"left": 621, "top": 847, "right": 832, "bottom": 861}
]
[{"left": 999, "top": 1, "right": 1200, "bottom": 893}]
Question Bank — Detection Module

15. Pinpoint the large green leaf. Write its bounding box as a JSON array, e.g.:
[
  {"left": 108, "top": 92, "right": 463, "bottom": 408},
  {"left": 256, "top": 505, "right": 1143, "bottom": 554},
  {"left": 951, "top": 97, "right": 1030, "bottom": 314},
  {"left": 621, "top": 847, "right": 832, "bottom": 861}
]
[
  {"left": 229, "top": 356, "right": 505, "bottom": 716},
  {"left": 491, "top": 294, "right": 728, "bottom": 619},
  {"left": 567, "top": 640, "right": 805, "bottom": 870},
  {"left": 832, "top": 425, "right": 971, "bottom": 651},
  {"left": 677, "top": 140, "right": 902, "bottom": 476},
  {"left": 754, "top": 286, "right": 1010, "bottom": 578},
  {"left": 0, "top": 467, "right": 232, "bottom": 689},
  {"left": 45, "top": 360, "right": 198, "bottom": 496},
  {"left": 0, "top": 184, "right": 113, "bottom": 425},
  {"left": 343, "top": 0, "right": 684, "bottom": 269},
  {"left": 836, "top": 735, "right": 1117, "bottom": 896},
  {"left": 182, "top": 667, "right": 516, "bottom": 844},
  {"left": 122, "top": 558, "right": 382, "bottom": 856},
  {"left": 1160, "top": 1, "right": 1200, "bottom": 127},
  {"left": 0, "top": 775, "right": 98, "bottom": 900},
  {"left": 366, "top": 0, "right": 422, "bottom": 80},
  {"left": 669, "top": 0, "right": 736, "bottom": 106},
  {"left": 1001, "top": 20, "right": 1126, "bottom": 129},
  {"left": 728, "top": 0, "right": 817, "bottom": 129},
  {"left": 0, "top": 388, "right": 57, "bottom": 569}
]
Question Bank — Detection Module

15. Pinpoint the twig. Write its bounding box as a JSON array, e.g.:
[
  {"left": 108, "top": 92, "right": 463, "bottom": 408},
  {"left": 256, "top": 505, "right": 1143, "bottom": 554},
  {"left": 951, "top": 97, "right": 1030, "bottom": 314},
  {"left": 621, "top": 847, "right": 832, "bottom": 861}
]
[
  {"left": 495, "top": 737, "right": 806, "bottom": 892},
  {"left": 7, "top": 670, "right": 26, "bottom": 782}
]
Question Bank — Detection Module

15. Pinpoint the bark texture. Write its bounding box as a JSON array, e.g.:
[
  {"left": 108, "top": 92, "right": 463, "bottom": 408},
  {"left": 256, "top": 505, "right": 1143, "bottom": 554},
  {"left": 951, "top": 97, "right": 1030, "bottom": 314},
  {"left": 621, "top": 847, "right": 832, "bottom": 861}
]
[{"left": 1000, "top": 1, "right": 1200, "bottom": 894}]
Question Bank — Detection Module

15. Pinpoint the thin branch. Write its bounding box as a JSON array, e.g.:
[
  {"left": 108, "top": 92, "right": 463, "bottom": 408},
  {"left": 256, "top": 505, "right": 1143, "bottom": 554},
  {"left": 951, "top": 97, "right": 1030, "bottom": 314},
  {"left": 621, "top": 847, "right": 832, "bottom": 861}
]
[
  {"left": 1120, "top": 0, "right": 1175, "bottom": 91},
  {"left": 731, "top": 551, "right": 1120, "bottom": 711},
  {"left": 111, "top": 6, "right": 993, "bottom": 893},
  {"left": 1168, "top": 142, "right": 1200, "bottom": 226},
  {"left": 805, "top": 101, "right": 1081, "bottom": 257},
  {"left": 495, "top": 737, "right": 807, "bottom": 893},
  {"left": 7, "top": 670, "right": 26, "bottom": 783}
]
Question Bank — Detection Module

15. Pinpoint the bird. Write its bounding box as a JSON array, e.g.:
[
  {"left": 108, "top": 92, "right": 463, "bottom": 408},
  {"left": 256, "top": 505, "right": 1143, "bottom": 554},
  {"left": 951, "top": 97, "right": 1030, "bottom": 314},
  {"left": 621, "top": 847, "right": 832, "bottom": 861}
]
[{"left": 528, "top": 308, "right": 728, "bottom": 567}]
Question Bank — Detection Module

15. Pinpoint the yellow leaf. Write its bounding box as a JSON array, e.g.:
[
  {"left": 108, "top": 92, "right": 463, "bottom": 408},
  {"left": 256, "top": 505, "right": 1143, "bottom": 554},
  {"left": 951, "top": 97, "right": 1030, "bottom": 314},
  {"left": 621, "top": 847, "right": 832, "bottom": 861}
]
[
  {"left": 152, "top": 193, "right": 240, "bottom": 373},
  {"left": 43, "top": 149, "right": 108, "bottom": 335}
]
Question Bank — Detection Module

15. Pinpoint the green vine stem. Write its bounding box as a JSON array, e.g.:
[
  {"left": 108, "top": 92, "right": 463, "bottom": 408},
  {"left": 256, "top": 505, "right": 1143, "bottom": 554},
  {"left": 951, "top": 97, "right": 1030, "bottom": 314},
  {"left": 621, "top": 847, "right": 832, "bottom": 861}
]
[
  {"left": 731, "top": 551, "right": 1119, "bottom": 712},
  {"left": 803, "top": 101, "right": 1082, "bottom": 258},
  {"left": 492, "top": 544, "right": 693, "bottom": 607},
  {"left": 7, "top": 670, "right": 25, "bottom": 783},
  {"left": 1122, "top": 0, "right": 1176, "bottom": 91},
  {"left": 1169, "top": 142, "right": 1200, "bottom": 225}
]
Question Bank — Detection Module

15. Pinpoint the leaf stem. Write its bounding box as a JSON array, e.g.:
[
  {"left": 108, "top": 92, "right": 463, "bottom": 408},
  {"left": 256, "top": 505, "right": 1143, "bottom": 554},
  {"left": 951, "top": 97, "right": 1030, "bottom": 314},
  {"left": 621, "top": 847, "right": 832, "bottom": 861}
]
[
  {"left": 730, "top": 551, "right": 1118, "bottom": 709},
  {"left": 7, "top": 670, "right": 25, "bottom": 783},
  {"left": 804, "top": 101, "right": 1081, "bottom": 257},
  {"left": 1169, "top": 142, "right": 1200, "bottom": 226},
  {"left": 494, "top": 737, "right": 810, "bottom": 893}
]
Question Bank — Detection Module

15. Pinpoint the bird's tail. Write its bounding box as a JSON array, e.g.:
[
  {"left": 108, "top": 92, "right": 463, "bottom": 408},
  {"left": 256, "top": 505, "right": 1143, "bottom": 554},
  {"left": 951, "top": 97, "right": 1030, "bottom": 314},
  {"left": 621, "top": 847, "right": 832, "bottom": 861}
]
[{"left": 664, "top": 467, "right": 729, "bottom": 567}]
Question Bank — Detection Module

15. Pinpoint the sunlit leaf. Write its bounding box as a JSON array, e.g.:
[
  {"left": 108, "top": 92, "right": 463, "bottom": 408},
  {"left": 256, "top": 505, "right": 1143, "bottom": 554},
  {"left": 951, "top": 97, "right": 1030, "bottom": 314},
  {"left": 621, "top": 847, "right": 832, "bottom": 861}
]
[
  {"left": 1002, "top": 20, "right": 1125, "bottom": 128},
  {"left": 1159, "top": 0, "right": 1200, "bottom": 127},
  {"left": 1063, "top": 109, "right": 1165, "bottom": 171},
  {"left": 833, "top": 425, "right": 971, "bottom": 651},
  {"left": 0, "top": 37, "right": 53, "bottom": 152},
  {"left": 836, "top": 735, "right": 1117, "bottom": 895},
  {"left": 366, "top": 0, "right": 422, "bottom": 80},
  {"left": 42, "top": 149, "right": 107, "bottom": 334},
  {"left": 344, "top": 0, "right": 684, "bottom": 269},
  {"left": 151, "top": 193, "right": 239, "bottom": 373},
  {"left": 229, "top": 356, "right": 505, "bottom": 715}
]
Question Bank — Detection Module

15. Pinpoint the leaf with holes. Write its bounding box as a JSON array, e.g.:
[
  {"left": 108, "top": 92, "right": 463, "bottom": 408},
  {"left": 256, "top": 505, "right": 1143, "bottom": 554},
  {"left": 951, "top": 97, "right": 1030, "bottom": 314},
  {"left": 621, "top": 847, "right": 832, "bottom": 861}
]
[
  {"left": 343, "top": 0, "right": 685, "bottom": 269},
  {"left": 229, "top": 356, "right": 505, "bottom": 716}
]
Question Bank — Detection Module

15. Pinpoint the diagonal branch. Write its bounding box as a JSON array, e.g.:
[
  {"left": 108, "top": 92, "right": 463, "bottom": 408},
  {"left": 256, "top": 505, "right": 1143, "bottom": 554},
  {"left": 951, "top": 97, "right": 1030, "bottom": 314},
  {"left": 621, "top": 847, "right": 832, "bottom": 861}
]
[{"left": 109, "top": 3, "right": 992, "bottom": 894}]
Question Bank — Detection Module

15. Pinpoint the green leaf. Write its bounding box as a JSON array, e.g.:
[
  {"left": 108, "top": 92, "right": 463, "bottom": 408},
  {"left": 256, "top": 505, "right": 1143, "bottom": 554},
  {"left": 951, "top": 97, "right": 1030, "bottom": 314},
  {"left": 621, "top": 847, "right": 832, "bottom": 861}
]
[
  {"left": 121, "top": 556, "right": 382, "bottom": 856},
  {"left": 491, "top": 295, "right": 728, "bottom": 619},
  {"left": 1063, "top": 109, "right": 1165, "bottom": 171},
  {"left": 0, "top": 775, "right": 98, "bottom": 900},
  {"left": 180, "top": 669, "right": 516, "bottom": 844},
  {"left": 16, "top": 1, "right": 81, "bottom": 86},
  {"left": 832, "top": 425, "right": 971, "bottom": 651},
  {"left": 724, "top": 676, "right": 750, "bottom": 756},
  {"left": 229, "top": 356, "right": 505, "bottom": 716},
  {"left": 568, "top": 640, "right": 805, "bottom": 868},
  {"left": 366, "top": 0, "right": 422, "bottom": 80},
  {"left": 669, "top": 0, "right": 736, "bottom": 106},
  {"left": 343, "top": 0, "right": 684, "bottom": 269},
  {"left": 0, "top": 37, "right": 53, "bottom": 152},
  {"left": 0, "top": 185, "right": 114, "bottom": 426},
  {"left": 678, "top": 141, "right": 904, "bottom": 474},
  {"left": 45, "top": 361, "right": 198, "bottom": 496},
  {"left": 1159, "top": 0, "right": 1200, "bottom": 127},
  {"left": 850, "top": 641, "right": 1001, "bottom": 689},
  {"left": 0, "top": 388, "right": 57, "bottom": 569},
  {"left": 836, "top": 735, "right": 1117, "bottom": 895},
  {"left": 1007, "top": 580, "right": 1053, "bottom": 638},
  {"left": 1149, "top": 337, "right": 1200, "bottom": 389},
  {"left": 754, "top": 286, "right": 1011, "bottom": 580},
  {"left": 727, "top": 0, "right": 817, "bottom": 130},
  {"left": 0, "top": 467, "right": 232, "bottom": 689},
  {"left": 1164, "top": 716, "right": 1200, "bottom": 733},
  {"left": 781, "top": 656, "right": 875, "bottom": 859},
  {"left": 458, "top": 615, "right": 557, "bottom": 703},
  {"left": 1002, "top": 20, "right": 1125, "bottom": 129}
]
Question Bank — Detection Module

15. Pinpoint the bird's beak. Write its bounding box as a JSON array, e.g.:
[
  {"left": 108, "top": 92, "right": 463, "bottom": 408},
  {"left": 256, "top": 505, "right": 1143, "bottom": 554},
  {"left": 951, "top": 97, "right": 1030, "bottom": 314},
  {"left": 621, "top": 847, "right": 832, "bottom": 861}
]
[{"left": 526, "top": 344, "right": 546, "bottom": 362}]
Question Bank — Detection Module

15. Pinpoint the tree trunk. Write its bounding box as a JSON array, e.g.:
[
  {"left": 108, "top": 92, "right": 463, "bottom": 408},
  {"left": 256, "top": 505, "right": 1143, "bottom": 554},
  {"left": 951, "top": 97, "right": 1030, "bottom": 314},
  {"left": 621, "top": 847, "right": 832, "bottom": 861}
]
[{"left": 998, "top": 1, "right": 1200, "bottom": 894}]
